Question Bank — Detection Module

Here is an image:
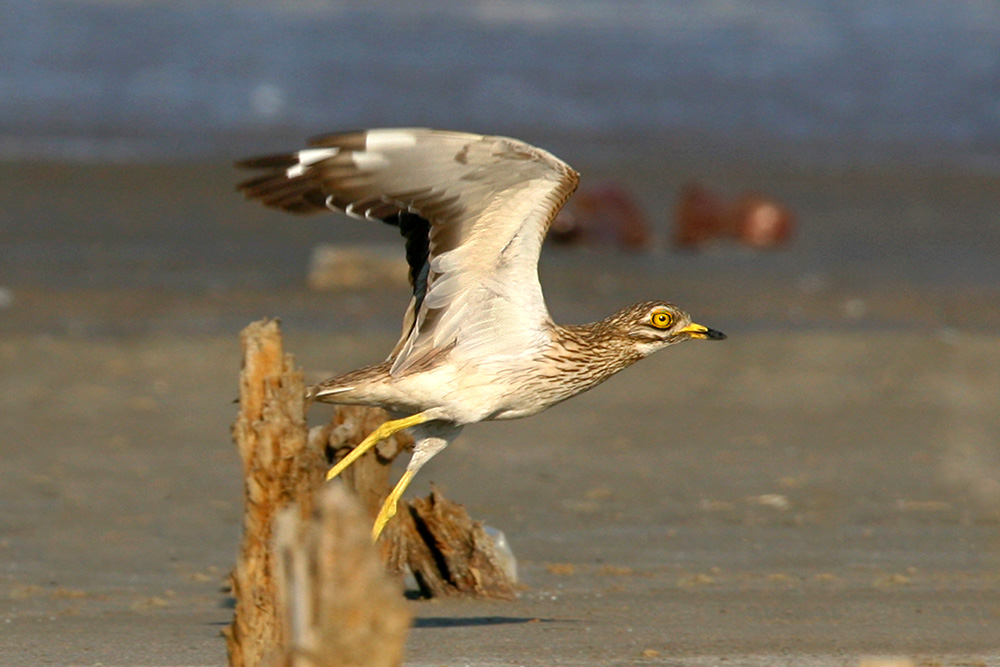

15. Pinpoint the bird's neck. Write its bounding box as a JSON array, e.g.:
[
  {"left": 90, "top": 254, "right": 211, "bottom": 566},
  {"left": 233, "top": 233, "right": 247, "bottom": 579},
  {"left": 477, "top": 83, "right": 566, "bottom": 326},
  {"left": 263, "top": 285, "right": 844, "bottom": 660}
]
[{"left": 548, "top": 319, "right": 644, "bottom": 394}]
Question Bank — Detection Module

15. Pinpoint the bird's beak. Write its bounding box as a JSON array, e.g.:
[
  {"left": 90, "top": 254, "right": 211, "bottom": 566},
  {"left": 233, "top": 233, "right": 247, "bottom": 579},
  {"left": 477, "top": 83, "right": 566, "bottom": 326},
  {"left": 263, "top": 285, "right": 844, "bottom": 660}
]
[{"left": 679, "top": 323, "right": 727, "bottom": 340}]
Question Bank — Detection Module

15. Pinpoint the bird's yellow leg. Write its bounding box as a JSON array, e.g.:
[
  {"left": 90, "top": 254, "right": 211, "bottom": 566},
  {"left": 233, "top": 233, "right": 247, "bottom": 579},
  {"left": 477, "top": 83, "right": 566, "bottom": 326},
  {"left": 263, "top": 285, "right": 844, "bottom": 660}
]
[
  {"left": 371, "top": 469, "right": 416, "bottom": 541},
  {"left": 324, "top": 412, "right": 429, "bottom": 482}
]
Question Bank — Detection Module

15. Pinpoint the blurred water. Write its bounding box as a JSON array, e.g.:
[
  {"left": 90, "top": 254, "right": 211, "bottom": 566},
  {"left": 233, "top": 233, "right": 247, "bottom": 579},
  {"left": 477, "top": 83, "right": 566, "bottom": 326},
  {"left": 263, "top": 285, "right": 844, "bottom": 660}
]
[{"left": 2, "top": 0, "right": 999, "bottom": 167}]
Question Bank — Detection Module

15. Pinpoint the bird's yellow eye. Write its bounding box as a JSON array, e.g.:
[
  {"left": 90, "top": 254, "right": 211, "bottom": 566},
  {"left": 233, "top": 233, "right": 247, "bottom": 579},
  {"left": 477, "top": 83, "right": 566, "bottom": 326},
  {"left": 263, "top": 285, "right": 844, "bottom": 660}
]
[{"left": 651, "top": 311, "right": 673, "bottom": 329}]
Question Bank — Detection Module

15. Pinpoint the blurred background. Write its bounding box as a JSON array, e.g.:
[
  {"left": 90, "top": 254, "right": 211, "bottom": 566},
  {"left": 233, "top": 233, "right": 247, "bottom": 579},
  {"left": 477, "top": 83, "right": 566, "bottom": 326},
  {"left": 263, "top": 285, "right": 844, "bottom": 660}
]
[
  {"left": 3, "top": 0, "right": 1000, "bottom": 308},
  {"left": 2, "top": 1, "right": 999, "bottom": 664},
  {"left": 4, "top": 1, "right": 1000, "bottom": 163}
]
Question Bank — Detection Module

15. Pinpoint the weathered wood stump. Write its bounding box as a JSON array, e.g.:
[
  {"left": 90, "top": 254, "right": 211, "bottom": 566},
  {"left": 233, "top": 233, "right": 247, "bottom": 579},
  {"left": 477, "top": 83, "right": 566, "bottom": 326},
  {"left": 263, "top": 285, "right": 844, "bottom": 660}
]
[
  {"left": 274, "top": 484, "right": 410, "bottom": 667},
  {"left": 311, "top": 410, "right": 517, "bottom": 600},
  {"left": 385, "top": 487, "right": 517, "bottom": 600},
  {"left": 226, "top": 318, "right": 516, "bottom": 665},
  {"left": 226, "top": 319, "right": 322, "bottom": 667}
]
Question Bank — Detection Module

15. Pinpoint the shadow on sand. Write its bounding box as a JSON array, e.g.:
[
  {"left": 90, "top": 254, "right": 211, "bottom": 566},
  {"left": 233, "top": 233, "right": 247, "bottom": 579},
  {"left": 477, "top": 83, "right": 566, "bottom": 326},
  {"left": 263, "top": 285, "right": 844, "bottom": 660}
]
[{"left": 413, "top": 616, "right": 561, "bottom": 629}]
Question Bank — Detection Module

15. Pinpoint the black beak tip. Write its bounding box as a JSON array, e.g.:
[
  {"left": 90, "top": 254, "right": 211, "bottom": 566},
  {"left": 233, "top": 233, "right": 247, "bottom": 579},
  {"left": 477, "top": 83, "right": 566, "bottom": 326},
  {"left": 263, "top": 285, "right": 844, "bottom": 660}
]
[{"left": 706, "top": 328, "right": 727, "bottom": 340}]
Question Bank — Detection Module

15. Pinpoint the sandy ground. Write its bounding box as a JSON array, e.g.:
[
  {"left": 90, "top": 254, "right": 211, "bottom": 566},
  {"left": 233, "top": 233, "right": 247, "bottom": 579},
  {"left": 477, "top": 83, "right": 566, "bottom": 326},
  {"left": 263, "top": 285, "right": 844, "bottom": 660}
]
[{"left": 1, "top": 158, "right": 999, "bottom": 665}]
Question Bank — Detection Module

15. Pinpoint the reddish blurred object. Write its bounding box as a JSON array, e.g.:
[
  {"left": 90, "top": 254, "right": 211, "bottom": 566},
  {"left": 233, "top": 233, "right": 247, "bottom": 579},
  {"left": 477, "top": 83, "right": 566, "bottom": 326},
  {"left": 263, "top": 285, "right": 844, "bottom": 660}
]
[
  {"left": 672, "top": 183, "right": 727, "bottom": 247},
  {"left": 550, "top": 184, "right": 652, "bottom": 251},
  {"left": 673, "top": 183, "right": 795, "bottom": 250},
  {"left": 730, "top": 194, "right": 795, "bottom": 248}
]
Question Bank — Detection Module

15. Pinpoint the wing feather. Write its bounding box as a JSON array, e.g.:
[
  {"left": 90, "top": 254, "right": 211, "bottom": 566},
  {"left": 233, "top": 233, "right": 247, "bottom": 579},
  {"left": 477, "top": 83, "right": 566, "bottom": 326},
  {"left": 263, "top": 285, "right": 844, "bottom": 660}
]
[{"left": 236, "top": 128, "right": 579, "bottom": 374}]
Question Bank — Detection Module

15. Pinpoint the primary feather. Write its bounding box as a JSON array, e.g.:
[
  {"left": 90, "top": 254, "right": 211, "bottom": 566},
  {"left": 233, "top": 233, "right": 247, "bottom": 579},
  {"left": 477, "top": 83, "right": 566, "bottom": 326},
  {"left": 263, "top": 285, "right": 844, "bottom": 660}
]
[{"left": 237, "top": 128, "right": 580, "bottom": 376}]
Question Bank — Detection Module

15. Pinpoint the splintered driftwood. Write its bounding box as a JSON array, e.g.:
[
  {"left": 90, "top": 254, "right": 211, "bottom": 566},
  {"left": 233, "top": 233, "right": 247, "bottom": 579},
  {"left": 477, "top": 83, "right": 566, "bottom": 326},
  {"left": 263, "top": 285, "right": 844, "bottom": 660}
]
[
  {"left": 311, "top": 410, "right": 517, "bottom": 600},
  {"left": 226, "top": 319, "right": 516, "bottom": 665},
  {"left": 384, "top": 487, "right": 517, "bottom": 600},
  {"left": 274, "top": 484, "right": 411, "bottom": 667},
  {"left": 226, "top": 319, "right": 324, "bottom": 667}
]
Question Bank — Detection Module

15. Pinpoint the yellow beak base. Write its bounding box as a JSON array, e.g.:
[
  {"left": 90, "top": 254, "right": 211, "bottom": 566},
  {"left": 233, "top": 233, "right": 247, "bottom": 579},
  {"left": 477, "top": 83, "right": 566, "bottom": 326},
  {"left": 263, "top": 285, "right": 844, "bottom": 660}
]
[{"left": 678, "top": 323, "right": 727, "bottom": 340}]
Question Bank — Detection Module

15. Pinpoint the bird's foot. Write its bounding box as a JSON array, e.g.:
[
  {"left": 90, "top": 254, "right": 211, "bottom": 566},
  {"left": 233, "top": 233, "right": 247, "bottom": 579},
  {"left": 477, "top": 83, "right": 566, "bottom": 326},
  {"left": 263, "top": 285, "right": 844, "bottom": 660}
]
[
  {"left": 324, "top": 412, "right": 428, "bottom": 482},
  {"left": 371, "top": 469, "right": 416, "bottom": 541}
]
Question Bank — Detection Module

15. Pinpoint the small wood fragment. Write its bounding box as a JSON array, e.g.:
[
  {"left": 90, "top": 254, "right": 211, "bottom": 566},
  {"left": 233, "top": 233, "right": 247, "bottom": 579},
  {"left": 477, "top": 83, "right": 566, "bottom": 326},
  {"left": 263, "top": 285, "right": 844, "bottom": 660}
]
[
  {"left": 386, "top": 487, "right": 517, "bottom": 600},
  {"left": 275, "top": 484, "right": 411, "bottom": 667}
]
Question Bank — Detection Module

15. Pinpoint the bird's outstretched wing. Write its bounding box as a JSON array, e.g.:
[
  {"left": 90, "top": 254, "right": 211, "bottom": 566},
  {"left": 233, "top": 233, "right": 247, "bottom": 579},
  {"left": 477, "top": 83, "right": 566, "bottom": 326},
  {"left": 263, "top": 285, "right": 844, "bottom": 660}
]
[{"left": 236, "top": 128, "right": 579, "bottom": 375}]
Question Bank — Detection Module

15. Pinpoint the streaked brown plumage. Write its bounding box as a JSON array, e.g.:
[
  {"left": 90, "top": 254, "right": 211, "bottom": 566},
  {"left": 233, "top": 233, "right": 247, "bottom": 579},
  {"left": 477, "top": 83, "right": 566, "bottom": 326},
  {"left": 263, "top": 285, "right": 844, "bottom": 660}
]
[{"left": 236, "top": 129, "right": 725, "bottom": 539}]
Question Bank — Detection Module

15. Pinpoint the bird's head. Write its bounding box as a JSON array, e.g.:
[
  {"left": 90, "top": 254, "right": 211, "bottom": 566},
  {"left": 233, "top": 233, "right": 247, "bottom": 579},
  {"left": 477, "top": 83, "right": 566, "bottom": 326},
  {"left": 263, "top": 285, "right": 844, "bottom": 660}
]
[{"left": 614, "top": 301, "right": 726, "bottom": 357}]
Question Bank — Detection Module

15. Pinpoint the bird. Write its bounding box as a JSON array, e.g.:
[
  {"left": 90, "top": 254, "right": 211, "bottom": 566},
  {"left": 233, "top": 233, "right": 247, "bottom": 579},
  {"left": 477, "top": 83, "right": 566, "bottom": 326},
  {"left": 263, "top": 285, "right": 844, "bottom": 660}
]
[{"left": 236, "top": 128, "right": 726, "bottom": 540}]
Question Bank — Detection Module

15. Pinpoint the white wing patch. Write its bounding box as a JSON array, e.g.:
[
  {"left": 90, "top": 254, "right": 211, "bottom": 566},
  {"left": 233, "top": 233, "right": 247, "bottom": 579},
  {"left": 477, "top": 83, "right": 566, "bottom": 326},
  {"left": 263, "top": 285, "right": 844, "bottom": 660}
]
[
  {"left": 313, "top": 385, "right": 354, "bottom": 398},
  {"left": 287, "top": 147, "right": 340, "bottom": 178},
  {"left": 365, "top": 129, "right": 420, "bottom": 150},
  {"left": 351, "top": 151, "right": 390, "bottom": 170}
]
